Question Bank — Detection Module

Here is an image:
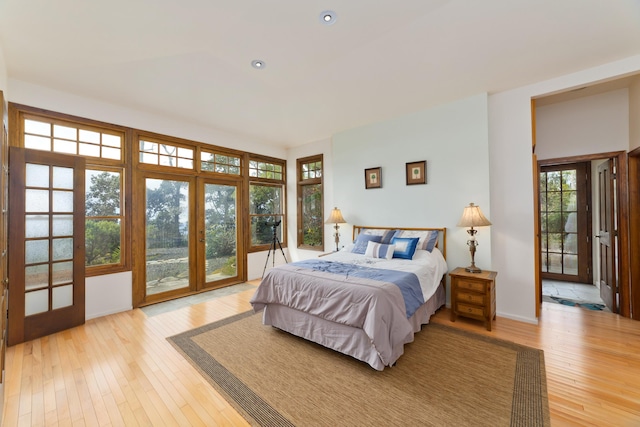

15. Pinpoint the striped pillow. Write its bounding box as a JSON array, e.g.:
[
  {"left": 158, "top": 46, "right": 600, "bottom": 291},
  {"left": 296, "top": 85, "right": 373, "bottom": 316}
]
[
  {"left": 394, "top": 230, "right": 439, "bottom": 252},
  {"left": 365, "top": 241, "right": 396, "bottom": 260},
  {"left": 360, "top": 228, "right": 399, "bottom": 244}
]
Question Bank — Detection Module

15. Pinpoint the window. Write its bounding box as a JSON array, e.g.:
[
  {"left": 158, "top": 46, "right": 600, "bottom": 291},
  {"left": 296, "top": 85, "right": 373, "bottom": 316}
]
[
  {"left": 11, "top": 104, "right": 289, "bottom": 296},
  {"left": 249, "top": 156, "right": 286, "bottom": 250},
  {"left": 15, "top": 110, "right": 128, "bottom": 274},
  {"left": 297, "top": 155, "right": 323, "bottom": 249},
  {"left": 23, "top": 116, "right": 122, "bottom": 160},
  {"left": 85, "top": 168, "right": 124, "bottom": 268},
  {"left": 139, "top": 139, "right": 194, "bottom": 169},
  {"left": 249, "top": 159, "right": 283, "bottom": 180},
  {"left": 201, "top": 149, "right": 241, "bottom": 175}
]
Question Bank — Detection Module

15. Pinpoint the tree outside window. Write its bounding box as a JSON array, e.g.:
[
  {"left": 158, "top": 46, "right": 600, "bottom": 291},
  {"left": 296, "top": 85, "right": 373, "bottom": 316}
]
[
  {"left": 85, "top": 169, "right": 123, "bottom": 267},
  {"left": 297, "top": 155, "right": 323, "bottom": 249}
]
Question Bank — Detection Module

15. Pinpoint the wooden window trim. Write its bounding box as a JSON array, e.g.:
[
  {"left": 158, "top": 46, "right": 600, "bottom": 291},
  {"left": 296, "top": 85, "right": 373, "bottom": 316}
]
[
  {"left": 297, "top": 154, "right": 323, "bottom": 251},
  {"left": 9, "top": 103, "right": 132, "bottom": 275}
]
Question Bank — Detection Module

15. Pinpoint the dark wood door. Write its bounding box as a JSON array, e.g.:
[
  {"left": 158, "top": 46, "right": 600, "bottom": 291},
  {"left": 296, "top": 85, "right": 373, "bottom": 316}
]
[
  {"left": 597, "top": 159, "right": 617, "bottom": 312},
  {"left": 8, "top": 147, "right": 86, "bottom": 346}
]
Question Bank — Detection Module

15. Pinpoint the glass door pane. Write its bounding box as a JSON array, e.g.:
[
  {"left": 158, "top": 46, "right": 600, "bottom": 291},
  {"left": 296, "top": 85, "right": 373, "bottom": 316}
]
[
  {"left": 145, "top": 178, "right": 190, "bottom": 296},
  {"left": 539, "top": 162, "right": 590, "bottom": 283},
  {"left": 203, "top": 183, "right": 237, "bottom": 284}
]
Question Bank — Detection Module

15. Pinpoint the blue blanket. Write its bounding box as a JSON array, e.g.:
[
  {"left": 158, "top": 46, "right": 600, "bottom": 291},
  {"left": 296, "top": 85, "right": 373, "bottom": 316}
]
[{"left": 293, "top": 260, "right": 424, "bottom": 318}]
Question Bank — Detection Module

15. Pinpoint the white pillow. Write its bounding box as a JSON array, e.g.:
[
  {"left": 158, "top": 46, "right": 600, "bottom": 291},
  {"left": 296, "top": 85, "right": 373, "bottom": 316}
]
[{"left": 364, "top": 241, "right": 396, "bottom": 260}]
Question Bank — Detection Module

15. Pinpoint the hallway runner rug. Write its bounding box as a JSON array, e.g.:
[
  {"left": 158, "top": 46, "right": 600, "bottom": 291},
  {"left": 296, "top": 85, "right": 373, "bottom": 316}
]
[{"left": 169, "top": 311, "right": 550, "bottom": 427}]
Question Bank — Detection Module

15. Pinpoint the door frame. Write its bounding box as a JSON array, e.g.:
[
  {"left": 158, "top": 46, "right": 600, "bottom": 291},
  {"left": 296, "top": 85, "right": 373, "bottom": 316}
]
[
  {"left": 628, "top": 147, "right": 640, "bottom": 319},
  {"left": 536, "top": 150, "right": 631, "bottom": 317},
  {"left": 132, "top": 171, "right": 247, "bottom": 307},
  {"left": 196, "top": 176, "right": 245, "bottom": 292}
]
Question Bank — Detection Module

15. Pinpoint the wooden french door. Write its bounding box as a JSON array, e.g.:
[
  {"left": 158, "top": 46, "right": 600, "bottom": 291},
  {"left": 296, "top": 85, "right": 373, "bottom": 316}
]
[
  {"left": 597, "top": 159, "right": 617, "bottom": 312},
  {"left": 198, "top": 178, "right": 243, "bottom": 290},
  {"left": 8, "top": 147, "right": 86, "bottom": 346},
  {"left": 140, "top": 174, "right": 243, "bottom": 304}
]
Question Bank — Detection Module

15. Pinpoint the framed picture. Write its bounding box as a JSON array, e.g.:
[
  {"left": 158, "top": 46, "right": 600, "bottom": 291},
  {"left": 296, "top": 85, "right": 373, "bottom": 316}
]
[
  {"left": 365, "top": 167, "right": 382, "bottom": 189},
  {"left": 406, "top": 161, "right": 426, "bottom": 185}
]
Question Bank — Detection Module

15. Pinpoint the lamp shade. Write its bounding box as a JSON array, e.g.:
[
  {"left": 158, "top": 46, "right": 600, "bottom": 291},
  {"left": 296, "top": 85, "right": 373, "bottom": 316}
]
[
  {"left": 457, "top": 203, "right": 491, "bottom": 227},
  {"left": 325, "top": 207, "right": 346, "bottom": 224}
]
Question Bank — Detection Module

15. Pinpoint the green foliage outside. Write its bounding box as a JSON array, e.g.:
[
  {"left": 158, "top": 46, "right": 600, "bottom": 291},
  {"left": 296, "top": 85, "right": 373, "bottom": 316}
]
[
  {"left": 204, "top": 184, "right": 237, "bottom": 259},
  {"left": 302, "top": 184, "right": 322, "bottom": 246},
  {"left": 85, "top": 220, "right": 121, "bottom": 265},
  {"left": 146, "top": 180, "right": 188, "bottom": 249},
  {"left": 540, "top": 169, "right": 578, "bottom": 262},
  {"left": 250, "top": 184, "right": 283, "bottom": 245},
  {"left": 85, "top": 171, "right": 122, "bottom": 266}
]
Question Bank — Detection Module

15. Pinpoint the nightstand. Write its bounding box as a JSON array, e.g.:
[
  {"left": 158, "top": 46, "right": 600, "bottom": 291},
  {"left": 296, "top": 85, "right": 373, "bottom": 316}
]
[{"left": 449, "top": 267, "right": 497, "bottom": 331}]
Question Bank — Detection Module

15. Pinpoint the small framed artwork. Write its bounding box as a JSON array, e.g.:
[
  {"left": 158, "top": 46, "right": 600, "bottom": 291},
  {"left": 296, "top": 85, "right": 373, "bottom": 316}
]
[
  {"left": 365, "top": 167, "right": 382, "bottom": 189},
  {"left": 406, "top": 161, "right": 426, "bottom": 185}
]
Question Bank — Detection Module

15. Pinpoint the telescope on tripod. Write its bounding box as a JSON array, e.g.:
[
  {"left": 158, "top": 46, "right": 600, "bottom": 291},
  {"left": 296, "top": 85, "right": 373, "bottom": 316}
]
[{"left": 262, "top": 219, "right": 288, "bottom": 277}]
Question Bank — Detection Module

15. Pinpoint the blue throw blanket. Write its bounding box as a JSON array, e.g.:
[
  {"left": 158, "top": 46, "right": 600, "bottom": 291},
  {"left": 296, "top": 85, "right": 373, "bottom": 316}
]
[{"left": 293, "top": 259, "right": 424, "bottom": 318}]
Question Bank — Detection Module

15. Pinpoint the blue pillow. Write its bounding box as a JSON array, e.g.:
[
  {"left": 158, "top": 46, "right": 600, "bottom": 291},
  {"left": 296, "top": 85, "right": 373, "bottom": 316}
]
[
  {"left": 391, "top": 237, "right": 419, "bottom": 259},
  {"left": 351, "top": 234, "right": 382, "bottom": 254}
]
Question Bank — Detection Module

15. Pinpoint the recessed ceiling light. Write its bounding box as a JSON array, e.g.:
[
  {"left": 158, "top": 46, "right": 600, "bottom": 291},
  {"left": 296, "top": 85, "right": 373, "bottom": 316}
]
[
  {"left": 251, "top": 60, "right": 266, "bottom": 69},
  {"left": 319, "top": 10, "right": 337, "bottom": 26}
]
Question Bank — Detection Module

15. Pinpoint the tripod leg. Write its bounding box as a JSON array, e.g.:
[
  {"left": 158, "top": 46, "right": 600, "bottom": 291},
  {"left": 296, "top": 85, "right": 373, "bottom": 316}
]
[
  {"left": 262, "top": 235, "right": 281, "bottom": 277},
  {"left": 275, "top": 237, "right": 288, "bottom": 264},
  {"left": 262, "top": 245, "right": 272, "bottom": 278}
]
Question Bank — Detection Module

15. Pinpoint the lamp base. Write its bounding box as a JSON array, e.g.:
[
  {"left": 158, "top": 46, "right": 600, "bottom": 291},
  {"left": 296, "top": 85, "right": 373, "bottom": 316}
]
[{"left": 465, "top": 265, "right": 482, "bottom": 273}]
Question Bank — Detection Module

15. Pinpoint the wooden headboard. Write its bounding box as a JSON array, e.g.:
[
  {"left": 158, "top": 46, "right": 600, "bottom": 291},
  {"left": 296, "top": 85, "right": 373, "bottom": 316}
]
[{"left": 352, "top": 225, "right": 447, "bottom": 259}]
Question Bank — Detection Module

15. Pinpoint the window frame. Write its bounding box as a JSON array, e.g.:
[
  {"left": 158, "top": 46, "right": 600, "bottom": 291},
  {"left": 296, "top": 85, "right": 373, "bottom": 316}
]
[
  {"left": 248, "top": 155, "right": 286, "bottom": 252},
  {"left": 9, "top": 103, "right": 131, "bottom": 276},
  {"left": 296, "top": 154, "right": 323, "bottom": 250},
  {"left": 9, "top": 103, "right": 289, "bottom": 293},
  {"left": 84, "top": 165, "right": 126, "bottom": 274}
]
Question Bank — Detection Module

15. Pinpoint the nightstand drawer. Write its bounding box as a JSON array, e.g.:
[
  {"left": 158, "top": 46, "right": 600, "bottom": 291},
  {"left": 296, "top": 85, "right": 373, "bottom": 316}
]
[
  {"left": 457, "top": 279, "right": 487, "bottom": 293},
  {"left": 457, "top": 291, "right": 485, "bottom": 305},
  {"left": 456, "top": 303, "right": 484, "bottom": 317}
]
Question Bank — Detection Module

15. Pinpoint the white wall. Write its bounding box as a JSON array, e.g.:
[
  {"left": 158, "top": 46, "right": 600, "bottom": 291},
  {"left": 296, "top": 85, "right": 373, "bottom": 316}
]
[
  {"left": 86, "top": 272, "right": 133, "bottom": 319},
  {"left": 630, "top": 76, "right": 640, "bottom": 151},
  {"left": 9, "top": 79, "right": 285, "bottom": 159},
  {"left": 0, "top": 44, "right": 7, "bottom": 94},
  {"left": 489, "top": 53, "right": 640, "bottom": 323},
  {"left": 536, "top": 89, "right": 629, "bottom": 160},
  {"left": 332, "top": 93, "right": 493, "bottom": 301}
]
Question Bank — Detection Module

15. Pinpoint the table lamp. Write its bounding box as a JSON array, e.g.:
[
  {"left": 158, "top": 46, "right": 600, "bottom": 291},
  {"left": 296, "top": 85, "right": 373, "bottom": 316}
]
[
  {"left": 457, "top": 203, "right": 491, "bottom": 273},
  {"left": 325, "top": 207, "right": 347, "bottom": 252}
]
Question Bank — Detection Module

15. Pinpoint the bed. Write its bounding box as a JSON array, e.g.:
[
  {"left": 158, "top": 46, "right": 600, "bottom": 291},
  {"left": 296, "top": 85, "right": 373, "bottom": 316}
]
[{"left": 250, "top": 225, "right": 448, "bottom": 371}]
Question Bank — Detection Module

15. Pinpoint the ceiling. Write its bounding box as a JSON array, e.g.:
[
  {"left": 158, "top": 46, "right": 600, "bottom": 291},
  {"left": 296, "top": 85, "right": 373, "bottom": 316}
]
[{"left": 1, "top": 0, "right": 640, "bottom": 148}]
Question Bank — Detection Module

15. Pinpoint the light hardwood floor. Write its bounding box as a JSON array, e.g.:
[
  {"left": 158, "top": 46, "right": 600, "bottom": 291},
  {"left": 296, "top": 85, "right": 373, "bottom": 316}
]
[{"left": 3, "top": 282, "right": 640, "bottom": 426}]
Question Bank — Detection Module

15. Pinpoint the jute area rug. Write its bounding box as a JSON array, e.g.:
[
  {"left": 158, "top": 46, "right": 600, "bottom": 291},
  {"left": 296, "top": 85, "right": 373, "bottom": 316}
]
[{"left": 169, "top": 311, "right": 550, "bottom": 427}]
